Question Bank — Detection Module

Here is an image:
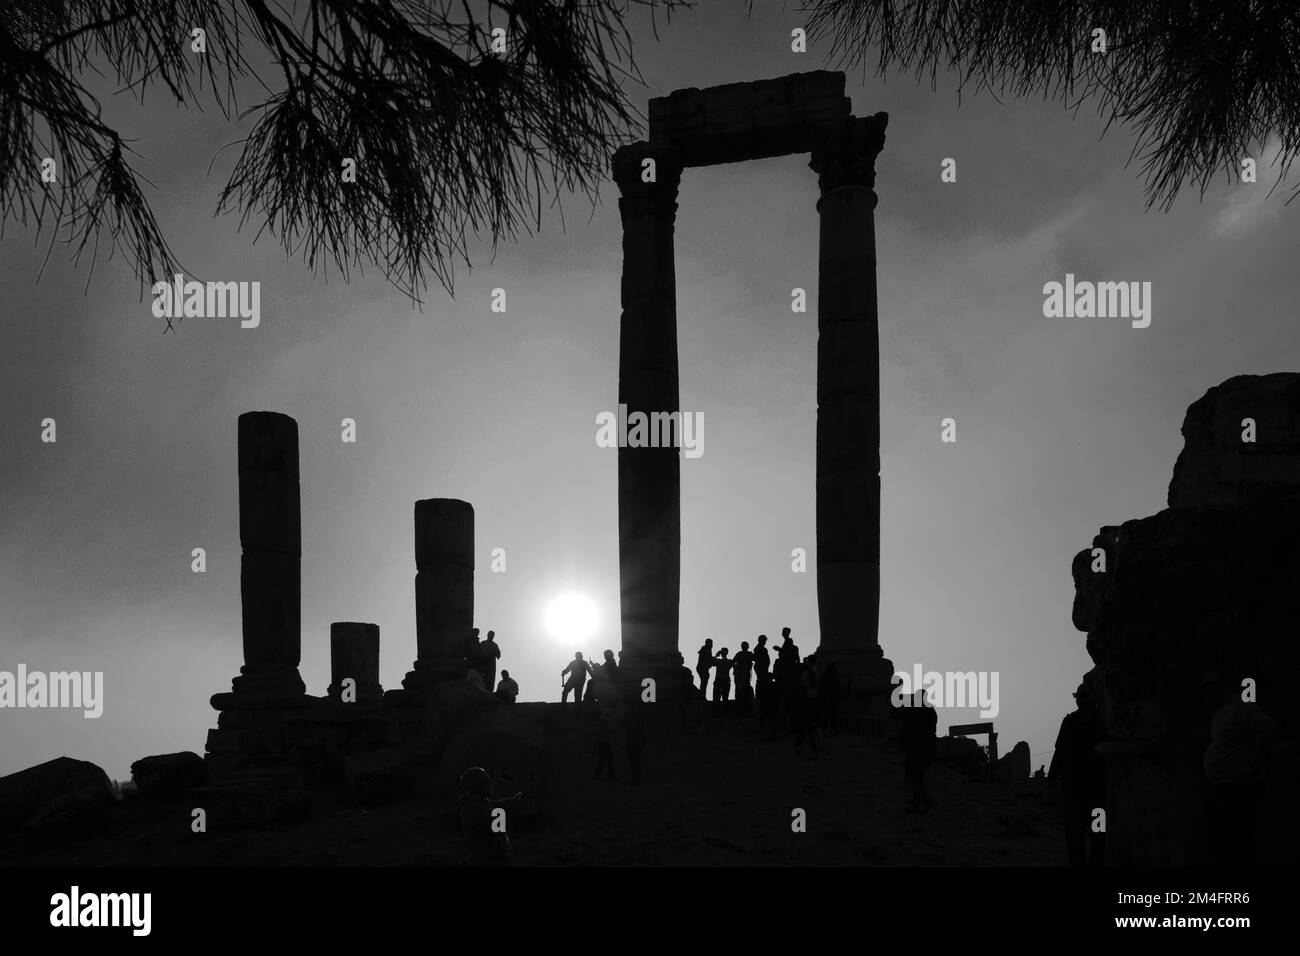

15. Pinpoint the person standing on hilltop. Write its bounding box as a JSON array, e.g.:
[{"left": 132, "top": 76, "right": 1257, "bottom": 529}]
[
  {"left": 561, "top": 651, "right": 594, "bottom": 704},
  {"left": 757, "top": 668, "right": 779, "bottom": 740},
  {"left": 696, "top": 639, "right": 714, "bottom": 701},
  {"left": 477, "top": 630, "right": 501, "bottom": 692},
  {"left": 777, "top": 627, "right": 799, "bottom": 668},
  {"left": 820, "top": 661, "right": 842, "bottom": 735},
  {"left": 600, "top": 648, "right": 620, "bottom": 682},
  {"left": 733, "top": 641, "right": 755, "bottom": 716},
  {"left": 791, "top": 657, "right": 820, "bottom": 759},
  {"left": 465, "top": 627, "right": 482, "bottom": 673},
  {"left": 894, "top": 688, "right": 937, "bottom": 811},
  {"left": 494, "top": 670, "right": 519, "bottom": 705},
  {"left": 776, "top": 628, "right": 801, "bottom": 731},
  {"left": 753, "top": 634, "right": 771, "bottom": 682},
  {"left": 711, "top": 648, "right": 733, "bottom": 716},
  {"left": 1048, "top": 681, "right": 1107, "bottom": 865},
  {"left": 590, "top": 663, "right": 623, "bottom": 781}
]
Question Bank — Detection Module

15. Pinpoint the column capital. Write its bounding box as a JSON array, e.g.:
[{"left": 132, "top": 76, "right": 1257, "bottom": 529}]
[
  {"left": 612, "top": 142, "right": 684, "bottom": 219},
  {"left": 809, "top": 113, "right": 888, "bottom": 193}
]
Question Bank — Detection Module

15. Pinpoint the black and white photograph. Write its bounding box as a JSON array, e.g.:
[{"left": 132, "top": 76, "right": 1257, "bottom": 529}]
[{"left": 0, "top": 0, "right": 1293, "bottom": 938}]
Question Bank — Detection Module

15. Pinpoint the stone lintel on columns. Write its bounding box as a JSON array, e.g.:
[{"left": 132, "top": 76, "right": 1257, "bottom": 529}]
[{"left": 648, "top": 71, "right": 852, "bottom": 167}]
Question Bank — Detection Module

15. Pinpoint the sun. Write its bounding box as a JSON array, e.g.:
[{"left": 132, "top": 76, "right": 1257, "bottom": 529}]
[{"left": 543, "top": 592, "right": 599, "bottom": 646}]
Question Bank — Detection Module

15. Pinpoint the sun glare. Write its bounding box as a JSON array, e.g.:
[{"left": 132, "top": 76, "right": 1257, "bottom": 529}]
[{"left": 543, "top": 592, "right": 599, "bottom": 646}]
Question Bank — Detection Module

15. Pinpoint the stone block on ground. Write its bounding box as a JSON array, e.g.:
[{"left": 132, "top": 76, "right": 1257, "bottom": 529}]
[
  {"left": 130, "top": 751, "right": 209, "bottom": 798},
  {"left": 0, "top": 756, "right": 114, "bottom": 840}
]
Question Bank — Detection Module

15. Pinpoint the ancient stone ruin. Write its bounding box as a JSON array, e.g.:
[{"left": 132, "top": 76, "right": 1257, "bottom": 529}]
[
  {"left": 614, "top": 71, "right": 894, "bottom": 702},
  {"left": 195, "top": 412, "right": 609, "bottom": 819},
  {"left": 199, "top": 72, "right": 903, "bottom": 795},
  {"left": 204, "top": 412, "right": 490, "bottom": 794},
  {"left": 1071, "top": 373, "right": 1300, "bottom": 864}
]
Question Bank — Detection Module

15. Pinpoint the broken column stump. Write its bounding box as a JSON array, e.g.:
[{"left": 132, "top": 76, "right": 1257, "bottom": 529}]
[
  {"left": 401, "top": 498, "right": 474, "bottom": 694},
  {"left": 328, "top": 622, "right": 383, "bottom": 703}
]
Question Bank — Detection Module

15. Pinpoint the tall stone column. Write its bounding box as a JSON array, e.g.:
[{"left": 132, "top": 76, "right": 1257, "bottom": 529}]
[
  {"left": 231, "top": 410, "right": 306, "bottom": 699},
  {"left": 207, "top": 411, "right": 309, "bottom": 777},
  {"left": 809, "top": 114, "right": 895, "bottom": 697},
  {"left": 328, "top": 622, "right": 383, "bottom": 702},
  {"left": 613, "top": 143, "right": 687, "bottom": 690},
  {"left": 402, "top": 498, "right": 474, "bottom": 693}
]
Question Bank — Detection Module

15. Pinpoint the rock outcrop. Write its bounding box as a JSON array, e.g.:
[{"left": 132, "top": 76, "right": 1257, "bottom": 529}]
[
  {"left": 1070, "top": 373, "right": 1300, "bottom": 864},
  {"left": 130, "top": 751, "right": 209, "bottom": 798},
  {"left": 1073, "top": 374, "right": 1300, "bottom": 741},
  {"left": 1169, "top": 373, "right": 1300, "bottom": 510},
  {"left": 997, "top": 741, "right": 1031, "bottom": 782},
  {"left": 0, "top": 757, "right": 115, "bottom": 848}
]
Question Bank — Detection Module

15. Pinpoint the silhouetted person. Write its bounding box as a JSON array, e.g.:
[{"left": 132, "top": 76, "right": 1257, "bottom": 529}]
[
  {"left": 465, "top": 626, "right": 481, "bottom": 664},
  {"left": 1048, "top": 682, "right": 1106, "bottom": 866},
  {"left": 821, "top": 661, "right": 842, "bottom": 735},
  {"left": 753, "top": 634, "right": 771, "bottom": 682},
  {"left": 712, "top": 648, "right": 733, "bottom": 715},
  {"left": 457, "top": 767, "right": 521, "bottom": 867},
  {"left": 495, "top": 670, "right": 519, "bottom": 705},
  {"left": 600, "top": 648, "right": 619, "bottom": 681},
  {"left": 775, "top": 628, "right": 800, "bottom": 729},
  {"left": 696, "top": 639, "right": 714, "bottom": 701},
  {"left": 624, "top": 692, "right": 646, "bottom": 785},
  {"left": 791, "top": 659, "right": 819, "bottom": 758},
  {"left": 895, "top": 689, "right": 937, "bottom": 811},
  {"left": 477, "top": 630, "right": 501, "bottom": 691},
  {"left": 676, "top": 667, "right": 694, "bottom": 736},
  {"left": 733, "top": 641, "right": 755, "bottom": 715},
  {"left": 804, "top": 652, "right": 822, "bottom": 729},
  {"left": 757, "top": 670, "right": 778, "bottom": 740},
  {"left": 561, "top": 652, "right": 593, "bottom": 704},
  {"left": 1201, "top": 671, "right": 1277, "bottom": 866},
  {"left": 777, "top": 627, "right": 799, "bottom": 667},
  {"left": 591, "top": 669, "right": 623, "bottom": 781}
]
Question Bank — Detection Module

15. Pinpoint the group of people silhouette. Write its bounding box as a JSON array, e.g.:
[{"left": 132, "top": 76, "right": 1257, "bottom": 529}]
[
  {"left": 462, "top": 624, "right": 1278, "bottom": 865},
  {"left": 696, "top": 627, "right": 842, "bottom": 758},
  {"left": 559, "top": 649, "right": 619, "bottom": 703},
  {"left": 463, "top": 628, "right": 518, "bottom": 704},
  {"left": 557, "top": 649, "right": 646, "bottom": 784}
]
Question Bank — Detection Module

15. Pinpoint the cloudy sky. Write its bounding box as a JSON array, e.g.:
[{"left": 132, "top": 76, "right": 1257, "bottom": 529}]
[{"left": 2, "top": 3, "right": 1296, "bottom": 779}]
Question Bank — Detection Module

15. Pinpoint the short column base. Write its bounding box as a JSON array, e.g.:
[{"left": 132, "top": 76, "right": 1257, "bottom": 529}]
[
  {"left": 401, "top": 658, "right": 470, "bottom": 695},
  {"left": 816, "top": 645, "right": 895, "bottom": 698},
  {"left": 616, "top": 649, "right": 688, "bottom": 700}
]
